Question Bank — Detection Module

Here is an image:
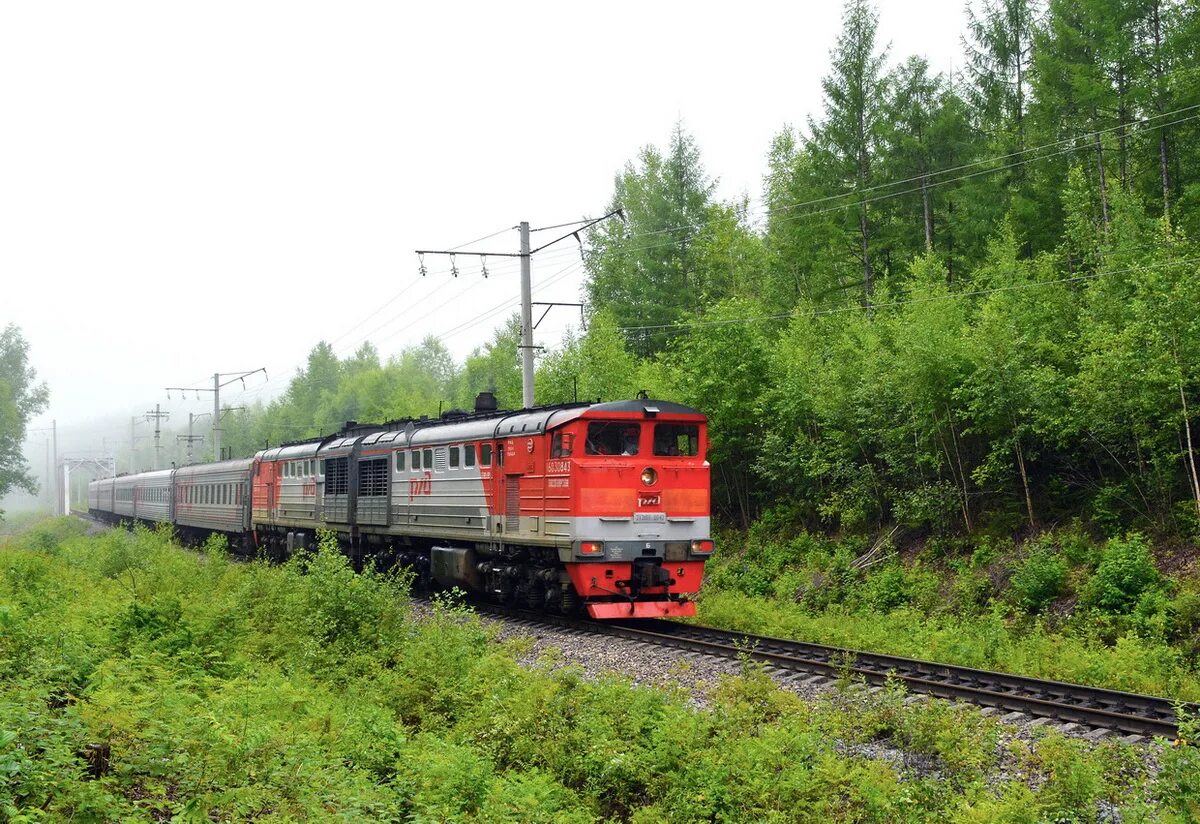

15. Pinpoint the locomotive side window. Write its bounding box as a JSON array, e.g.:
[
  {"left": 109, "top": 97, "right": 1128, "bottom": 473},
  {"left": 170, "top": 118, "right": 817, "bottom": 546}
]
[
  {"left": 551, "top": 432, "right": 574, "bottom": 458},
  {"left": 480, "top": 444, "right": 492, "bottom": 466},
  {"left": 423, "top": 448, "right": 434, "bottom": 470},
  {"left": 395, "top": 451, "right": 406, "bottom": 472},
  {"left": 653, "top": 423, "right": 700, "bottom": 457},
  {"left": 412, "top": 450, "right": 421, "bottom": 470},
  {"left": 449, "top": 446, "right": 460, "bottom": 468},
  {"left": 465, "top": 444, "right": 476, "bottom": 467},
  {"left": 585, "top": 422, "right": 640, "bottom": 456}
]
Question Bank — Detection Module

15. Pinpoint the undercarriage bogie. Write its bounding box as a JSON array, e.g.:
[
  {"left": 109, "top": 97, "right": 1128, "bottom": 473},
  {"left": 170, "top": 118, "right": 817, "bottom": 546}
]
[
  {"left": 420, "top": 541, "right": 698, "bottom": 616},
  {"left": 428, "top": 544, "right": 580, "bottom": 612}
]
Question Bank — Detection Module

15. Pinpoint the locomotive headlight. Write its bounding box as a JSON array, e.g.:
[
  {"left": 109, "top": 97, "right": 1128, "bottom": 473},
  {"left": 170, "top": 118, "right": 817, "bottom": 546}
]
[
  {"left": 690, "top": 539, "right": 715, "bottom": 555},
  {"left": 641, "top": 467, "right": 657, "bottom": 486}
]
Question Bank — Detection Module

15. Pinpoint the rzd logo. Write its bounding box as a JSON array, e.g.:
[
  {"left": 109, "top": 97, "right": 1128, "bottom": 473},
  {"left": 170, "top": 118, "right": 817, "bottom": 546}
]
[{"left": 408, "top": 471, "right": 432, "bottom": 500}]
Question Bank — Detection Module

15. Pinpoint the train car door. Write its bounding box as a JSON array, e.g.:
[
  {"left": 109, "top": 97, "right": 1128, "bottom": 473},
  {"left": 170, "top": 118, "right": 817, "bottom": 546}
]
[{"left": 255, "top": 460, "right": 279, "bottom": 525}]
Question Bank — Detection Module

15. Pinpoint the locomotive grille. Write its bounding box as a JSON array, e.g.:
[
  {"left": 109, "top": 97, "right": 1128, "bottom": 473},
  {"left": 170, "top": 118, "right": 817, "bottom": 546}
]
[
  {"left": 358, "top": 458, "right": 388, "bottom": 497},
  {"left": 505, "top": 477, "right": 520, "bottom": 532},
  {"left": 325, "top": 457, "right": 349, "bottom": 496}
]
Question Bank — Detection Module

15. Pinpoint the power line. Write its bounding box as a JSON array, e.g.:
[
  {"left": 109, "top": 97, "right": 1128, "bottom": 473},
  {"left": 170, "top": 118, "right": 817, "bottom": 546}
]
[
  {"left": 436, "top": 261, "right": 585, "bottom": 341},
  {"left": 600, "top": 104, "right": 1200, "bottom": 256},
  {"left": 616, "top": 254, "right": 1200, "bottom": 339}
]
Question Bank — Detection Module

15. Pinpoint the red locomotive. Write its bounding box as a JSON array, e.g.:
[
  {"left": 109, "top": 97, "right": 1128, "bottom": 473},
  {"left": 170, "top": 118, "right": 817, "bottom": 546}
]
[{"left": 89, "top": 395, "right": 713, "bottom": 619}]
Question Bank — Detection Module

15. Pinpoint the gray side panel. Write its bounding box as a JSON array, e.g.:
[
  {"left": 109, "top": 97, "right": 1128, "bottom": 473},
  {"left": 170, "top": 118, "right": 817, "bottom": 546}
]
[{"left": 175, "top": 464, "right": 253, "bottom": 533}]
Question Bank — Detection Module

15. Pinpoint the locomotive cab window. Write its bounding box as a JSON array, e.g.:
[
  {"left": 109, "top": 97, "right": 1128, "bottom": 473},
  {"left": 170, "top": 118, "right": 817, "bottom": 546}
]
[
  {"left": 585, "top": 422, "right": 640, "bottom": 456},
  {"left": 653, "top": 423, "right": 701, "bottom": 457},
  {"left": 551, "top": 432, "right": 574, "bottom": 458}
]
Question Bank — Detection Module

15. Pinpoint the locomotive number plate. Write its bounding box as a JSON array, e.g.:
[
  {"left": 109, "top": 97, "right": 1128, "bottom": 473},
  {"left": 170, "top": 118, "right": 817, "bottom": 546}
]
[{"left": 633, "top": 512, "right": 667, "bottom": 523}]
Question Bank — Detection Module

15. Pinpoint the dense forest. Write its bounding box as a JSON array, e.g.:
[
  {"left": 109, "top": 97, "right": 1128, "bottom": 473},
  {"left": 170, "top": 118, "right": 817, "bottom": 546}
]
[{"left": 214, "top": 0, "right": 1200, "bottom": 541}]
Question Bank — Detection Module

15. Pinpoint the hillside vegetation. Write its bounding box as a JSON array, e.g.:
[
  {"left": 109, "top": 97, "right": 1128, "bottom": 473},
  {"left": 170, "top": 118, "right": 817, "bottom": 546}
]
[{"left": 3, "top": 520, "right": 1200, "bottom": 821}]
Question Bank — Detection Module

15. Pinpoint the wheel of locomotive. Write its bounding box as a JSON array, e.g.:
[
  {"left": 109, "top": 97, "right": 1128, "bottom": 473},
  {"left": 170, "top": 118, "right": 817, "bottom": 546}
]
[
  {"left": 554, "top": 586, "right": 580, "bottom": 615},
  {"left": 522, "top": 581, "right": 544, "bottom": 610}
]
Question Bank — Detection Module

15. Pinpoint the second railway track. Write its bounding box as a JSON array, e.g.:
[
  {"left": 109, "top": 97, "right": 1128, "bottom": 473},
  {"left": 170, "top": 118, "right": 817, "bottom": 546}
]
[{"left": 473, "top": 602, "right": 1197, "bottom": 739}]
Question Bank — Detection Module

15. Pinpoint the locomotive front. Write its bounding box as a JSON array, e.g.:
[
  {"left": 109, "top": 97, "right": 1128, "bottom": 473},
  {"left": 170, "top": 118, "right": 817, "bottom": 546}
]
[{"left": 550, "top": 400, "right": 712, "bottom": 618}]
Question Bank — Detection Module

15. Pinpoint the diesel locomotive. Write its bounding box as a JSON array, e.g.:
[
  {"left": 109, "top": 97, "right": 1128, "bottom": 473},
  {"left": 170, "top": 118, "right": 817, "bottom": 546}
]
[{"left": 88, "top": 394, "right": 713, "bottom": 618}]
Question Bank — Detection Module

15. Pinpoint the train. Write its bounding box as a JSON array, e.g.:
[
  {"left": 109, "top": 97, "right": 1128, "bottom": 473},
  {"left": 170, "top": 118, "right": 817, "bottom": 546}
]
[{"left": 88, "top": 393, "right": 713, "bottom": 619}]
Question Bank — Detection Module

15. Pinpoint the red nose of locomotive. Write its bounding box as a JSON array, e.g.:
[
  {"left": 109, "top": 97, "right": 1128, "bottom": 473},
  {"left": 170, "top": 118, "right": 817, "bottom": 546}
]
[{"left": 558, "top": 405, "right": 713, "bottom": 619}]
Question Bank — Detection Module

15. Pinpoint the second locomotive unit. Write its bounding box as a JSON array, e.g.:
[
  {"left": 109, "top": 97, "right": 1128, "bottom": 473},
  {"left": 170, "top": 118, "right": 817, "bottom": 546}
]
[{"left": 89, "top": 394, "right": 713, "bottom": 619}]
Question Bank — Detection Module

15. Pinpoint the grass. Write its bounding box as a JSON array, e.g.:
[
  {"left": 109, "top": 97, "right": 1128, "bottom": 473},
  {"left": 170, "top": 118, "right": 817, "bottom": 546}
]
[{"left": 0, "top": 519, "right": 1196, "bottom": 821}]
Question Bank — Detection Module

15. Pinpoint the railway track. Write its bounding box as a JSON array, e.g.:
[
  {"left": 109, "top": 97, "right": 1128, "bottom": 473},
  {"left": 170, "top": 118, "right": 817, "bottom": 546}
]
[{"left": 473, "top": 602, "right": 1197, "bottom": 739}]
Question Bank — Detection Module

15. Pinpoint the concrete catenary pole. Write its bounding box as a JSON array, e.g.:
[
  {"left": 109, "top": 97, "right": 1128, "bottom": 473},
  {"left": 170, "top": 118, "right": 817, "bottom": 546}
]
[
  {"left": 212, "top": 372, "right": 221, "bottom": 461},
  {"left": 518, "top": 220, "right": 534, "bottom": 409},
  {"left": 51, "top": 419, "right": 58, "bottom": 513},
  {"left": 153, "top": 404, "right": 162, "bottom": 470}
]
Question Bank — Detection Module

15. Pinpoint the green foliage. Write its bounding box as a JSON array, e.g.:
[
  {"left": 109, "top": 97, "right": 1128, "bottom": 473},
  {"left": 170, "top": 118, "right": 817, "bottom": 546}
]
[
  {"left": 0, "top": 325, "right": 49, "bottom": 518},
  {"left": 3, "top": 524, "right": 1183, "bottom": 821},
  {"left": 1081, "top": 533, "right": 1164, "bottom": 614},
  {"left": 1008, "top": 543, "right": 1068, "bottom": 613},
  {"left": 1159, "top": 712, "right": 1200, "bottom": 820},
  {"left": 583, "top": 123, "right": 717, "bottom": 356}
]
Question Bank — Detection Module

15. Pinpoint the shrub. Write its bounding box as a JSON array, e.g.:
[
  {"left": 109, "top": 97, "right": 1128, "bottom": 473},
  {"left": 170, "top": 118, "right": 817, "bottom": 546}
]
[
  {"left": 1080, "top": 533, "right": 1162, "bottom": 614},
  {"left": 1009, "top": 545, "right": 1068, "bottom": 614},
  {"left": 1159, "top": 712, "right": 1200, "bottom": 820}
]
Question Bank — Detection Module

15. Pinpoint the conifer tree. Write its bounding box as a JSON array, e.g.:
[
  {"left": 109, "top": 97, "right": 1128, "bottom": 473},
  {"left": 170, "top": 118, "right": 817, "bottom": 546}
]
[{"left": 807, "top": 0, "right": 889, "bottom": 302}]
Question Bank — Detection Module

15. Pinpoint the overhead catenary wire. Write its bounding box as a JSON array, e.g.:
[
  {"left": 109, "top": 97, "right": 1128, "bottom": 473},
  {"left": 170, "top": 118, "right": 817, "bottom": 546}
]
[
  {"left": 614, "top": 254, "right": 1200, "bottom": 341},
  {"left": 435, "top": 260, "right": 585, "bottom": 342},
  {"left": 600, "top": 104, "right": 1200, "bottom": 255}
]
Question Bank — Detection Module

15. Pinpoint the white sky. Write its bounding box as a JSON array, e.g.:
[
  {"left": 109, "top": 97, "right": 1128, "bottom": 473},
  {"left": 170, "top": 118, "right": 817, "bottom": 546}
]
[{"left": 2, "top": 0, "right": 968, "bottom": 451}]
